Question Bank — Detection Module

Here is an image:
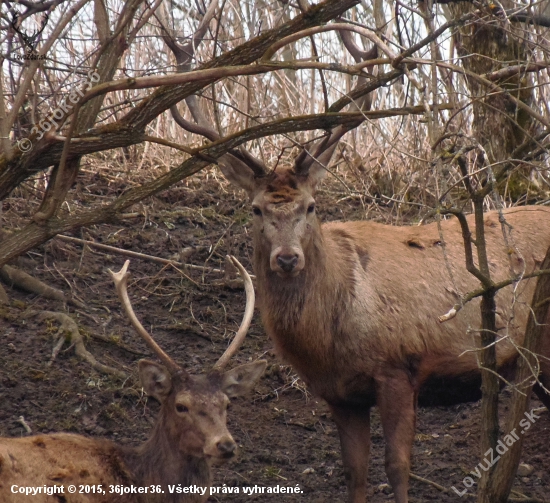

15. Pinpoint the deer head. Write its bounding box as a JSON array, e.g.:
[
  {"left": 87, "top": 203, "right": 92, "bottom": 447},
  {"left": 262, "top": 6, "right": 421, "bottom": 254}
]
[
  {"left": 221, "top": 165, "right": 328, "bottom": 277},
  {"left": 109, "top": 257, "right": 266, "bottom": 460},
  {"left": 161, "top": 18, "right": 375, "bottom": 277}
]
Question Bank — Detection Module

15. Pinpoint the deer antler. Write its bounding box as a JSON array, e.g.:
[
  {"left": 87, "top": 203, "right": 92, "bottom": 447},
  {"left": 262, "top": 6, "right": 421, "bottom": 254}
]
[
  {"left": 293, "top": 28, "right": 378, "bottom": 176},
  {"left": 163, "top": 8, "right": 376, "bottom": 179},
  {"left": 11, "top": 15, "right": 29, "bottom": 46},
  {"left": 158, "top": 0, "right": 269, "bottom": 178},
  {"left": 172, "top": 97, "right": 268, "bottom": 177},
  {"left": 110, "top": 257, "right": 255, "bottom": 373},
  {"left": 109, "top": 261, "right": 182, "bottom": 375},
  {"left": 212, "top": 255, "right": 255, "bottom": 370}
]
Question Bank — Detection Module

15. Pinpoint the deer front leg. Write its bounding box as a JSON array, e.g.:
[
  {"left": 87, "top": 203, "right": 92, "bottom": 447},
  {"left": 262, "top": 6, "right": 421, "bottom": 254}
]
[
  {"left": 329, "top": 402, "right": 371, "bottom": 503},
  {"left": 376, "top": 371, "right": 417, "bottom": 503}
]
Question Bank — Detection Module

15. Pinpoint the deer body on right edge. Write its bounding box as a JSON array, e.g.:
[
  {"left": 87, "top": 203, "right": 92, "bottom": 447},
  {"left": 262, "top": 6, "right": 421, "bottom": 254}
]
[{"left": 222, "top": 162, "right": 550, "bottom": 503}]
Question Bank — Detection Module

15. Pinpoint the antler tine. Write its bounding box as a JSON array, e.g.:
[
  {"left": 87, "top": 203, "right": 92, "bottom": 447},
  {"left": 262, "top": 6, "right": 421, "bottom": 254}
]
[
  {"left": 36, "top": 12, "right": 50, "bottom": 36},
  {"left": 294, "top": 132, "right": 338, "bottom": 175},
  {"left": 295, "top": 29, "right": 377, "bottom": 177},
  {"left": 296, "top": 124, "right": 355, "bottom": 174},
  {"left": 161, "top": 4, "right": 268, "bottom": 179},
  {"left": 181, "top": 96, "right": 269, "bottom": 177},
  {"left": 171, "top": 105, "right": 268, "bottom": 177},
  {"left": 109, "top": 261, "right": 182, "bottom": 374},
  {"left": 212, "top": 256, "right": 255, "bottom": 370},
  {"left": 293, "top": 145, "right": 310, "bottom": 173}
]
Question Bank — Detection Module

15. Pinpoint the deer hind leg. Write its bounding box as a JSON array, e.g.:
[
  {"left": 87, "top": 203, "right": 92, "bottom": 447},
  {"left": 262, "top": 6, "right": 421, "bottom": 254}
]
[
  {"left": 376, "top": 371, "right": 417, "bottom": 503},
  {"left": 329, "top": 402, "right": 371, "bottom": 503}
]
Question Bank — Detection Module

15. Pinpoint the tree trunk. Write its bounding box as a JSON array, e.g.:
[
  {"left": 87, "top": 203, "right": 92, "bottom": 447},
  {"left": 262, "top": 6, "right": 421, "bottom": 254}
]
[
  {"left": 446, "top": 1, "right": 534, "bottom": 166},
  {"left": 488, "top": 247, "right": 550, "bottom": 502},
  {"left": 445, "top": 3, "right": 540, "bottom": 502}
]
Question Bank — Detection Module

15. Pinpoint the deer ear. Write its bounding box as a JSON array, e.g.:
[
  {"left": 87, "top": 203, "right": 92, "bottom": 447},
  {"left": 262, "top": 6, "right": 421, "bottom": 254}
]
[
  {"left": 306, "top": 161, "right": 328, "bottom": 189},
  {"left": 295, "top": 137, "right": 338, "bottom": 190},
  {"left": 218, "top": 157, "right": 256, "bottom": 196},
  {"left": 221, "top": 360, "right": 266, "bottom": 398},
  {"left": 308, "top": 140, "right": 340, "bottom": 188},
  {"left": 138, "top": 360, "right": 173, "bottom": 402}
]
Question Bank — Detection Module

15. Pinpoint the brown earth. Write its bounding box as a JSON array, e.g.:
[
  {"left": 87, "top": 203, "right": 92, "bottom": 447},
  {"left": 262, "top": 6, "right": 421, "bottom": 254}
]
[{"left": 0, "top": 170, "right": 548, "bottom": 502}]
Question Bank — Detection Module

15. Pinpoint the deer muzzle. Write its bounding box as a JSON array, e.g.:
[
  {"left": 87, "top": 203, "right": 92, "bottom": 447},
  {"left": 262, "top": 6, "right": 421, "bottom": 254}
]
[{"left": 270, "top": 247, "right": 304, "bottom": 276}]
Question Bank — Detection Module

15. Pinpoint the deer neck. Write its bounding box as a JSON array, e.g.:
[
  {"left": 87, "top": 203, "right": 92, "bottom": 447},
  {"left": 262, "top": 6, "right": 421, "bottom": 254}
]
[
  {"left": 125, "top": 417, "right": 211, "bottom": 497},
  {"left": 253, "top": 223, "right": 348, "bottom": 377}
]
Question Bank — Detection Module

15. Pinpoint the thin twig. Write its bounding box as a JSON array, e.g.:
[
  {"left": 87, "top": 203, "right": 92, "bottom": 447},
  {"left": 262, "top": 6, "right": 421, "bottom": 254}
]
[
  {"left": 55, "top": 234, "right": 236, "bottom": 275},
  {"left": 409, "top": 472, "right": 448, "bottom": 493}
]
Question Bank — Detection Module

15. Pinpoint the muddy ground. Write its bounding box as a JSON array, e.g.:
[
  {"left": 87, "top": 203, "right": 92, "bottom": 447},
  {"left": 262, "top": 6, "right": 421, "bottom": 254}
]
[{"left": 1, "top": 170, "right": 548, "bottom": 502}]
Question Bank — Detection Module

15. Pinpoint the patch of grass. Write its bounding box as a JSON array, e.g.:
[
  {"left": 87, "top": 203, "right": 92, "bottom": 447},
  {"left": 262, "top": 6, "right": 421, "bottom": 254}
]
[
  {"left": 0, "top": 305, "right": 16, "bottom": 321},
  {"left": 103, "top": 402, "right": 129, "bottom": 421},
  {"left": 12, "top": 300, "right": 27, "bottom": 310},
  {"left": 58, "top": 418, "right": 79, "bottom": 431},
  {"left": 29, "top": 369, "right": 47, "bottom": 381},
  {"left": 232, "top": 208, "right": 252, "bottom": 226},
  {"left": 263, "top": 466, "right": 283, "bottom": 479}
]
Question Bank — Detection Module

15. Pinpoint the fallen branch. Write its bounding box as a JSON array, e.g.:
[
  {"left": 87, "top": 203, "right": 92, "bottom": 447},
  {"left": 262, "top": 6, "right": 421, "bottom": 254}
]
[
  {"left": 29, "top": 310, "right": 126, "bottom": 378},
  {"left": 509, "top": 497, "right": 547, "bottom": 503},
  {"left": 409, "top": 472, "right": 449, "bottom": 493},
  {"left": 88, "top": 331, "right": 147, "bottom": 356},
  {"left": 408, "top": 472, "right": 547, "bottom": 502},
  {"left": 0, "top": 264, "right": 85, "bottom": 308},
  {"left": 56, "top": 234, "right": 226, "bottom": 273},
  {"left": 56, "top": 235, "right": 256, "bottom": 286}
]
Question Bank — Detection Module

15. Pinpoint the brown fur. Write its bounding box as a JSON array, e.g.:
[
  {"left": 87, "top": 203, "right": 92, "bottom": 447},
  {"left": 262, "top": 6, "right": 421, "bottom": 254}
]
[
  {"left": 221, "top": 165, "right": 550, "bottom": 503},
  {"left": 0, "top": 362, "right": 265, "bottom": 503}
]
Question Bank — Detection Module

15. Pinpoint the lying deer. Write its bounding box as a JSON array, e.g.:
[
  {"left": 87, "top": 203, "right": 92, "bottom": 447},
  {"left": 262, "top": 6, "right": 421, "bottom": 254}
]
[
  {"left": 218, "top": 157, "right": 550, "bottom": 503},
  {"left": 0, "top": 256, "right": 266, "bottom": 503}
]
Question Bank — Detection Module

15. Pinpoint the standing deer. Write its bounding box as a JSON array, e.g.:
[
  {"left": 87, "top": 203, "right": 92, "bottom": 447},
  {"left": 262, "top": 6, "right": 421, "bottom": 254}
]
[
  {"left": 162, "top": 11, "right": 550, "bottom": 500},
  {"left": 218, "top": 155, "right": 550, "bottom": 503},
  {"left": 0, "top": 257, "right": 266, "bottom": 503}
]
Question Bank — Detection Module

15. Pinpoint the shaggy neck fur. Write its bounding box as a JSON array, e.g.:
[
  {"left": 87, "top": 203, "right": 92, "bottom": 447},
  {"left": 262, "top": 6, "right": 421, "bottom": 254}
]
[
  {"left": 254, "top": 218, "right": 357, "bottom": 389},
  {"left": 121, "top": 410, "right": 210, "bottom": 503}
]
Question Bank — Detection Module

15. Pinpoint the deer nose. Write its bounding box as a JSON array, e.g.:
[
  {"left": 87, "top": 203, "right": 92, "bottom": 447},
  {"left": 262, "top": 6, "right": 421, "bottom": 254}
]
[
  {"left": 277, "top": 254, "right": 298, "bottom": 273},
  {"left": 216, "top": 440, "right": 236, "bottom": 458}
]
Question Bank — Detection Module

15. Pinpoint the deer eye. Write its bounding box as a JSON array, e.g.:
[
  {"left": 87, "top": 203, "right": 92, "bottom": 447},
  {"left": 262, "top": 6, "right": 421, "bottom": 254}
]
[
  {"left": 252, "top": 207, "right": 262, "bottom": 217},
  {"left": 307, "top": 203, "right": 315, "bottom": 214},
  {"left": 176, "top": 404, "right": 189, "bottom": 413}
]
